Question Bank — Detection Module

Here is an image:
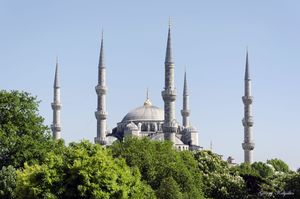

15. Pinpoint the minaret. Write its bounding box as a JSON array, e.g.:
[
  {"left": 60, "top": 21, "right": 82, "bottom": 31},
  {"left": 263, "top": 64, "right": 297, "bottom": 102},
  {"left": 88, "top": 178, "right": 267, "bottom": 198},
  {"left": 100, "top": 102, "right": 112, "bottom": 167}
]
[
  {"left": 95, "top": 32, "right": 108, "bottom": 145},
  {"left": 51, "top": 58, "right": 62, "bottom": 140},
  {"left": 162, "top": 21, "right": 177, "bottom": 143},
  {"left": 181, "top": 70, "right": 190, "bottom": 128},
  {"left": 242, "top": 51, "right": 255, "bottom": 163}
]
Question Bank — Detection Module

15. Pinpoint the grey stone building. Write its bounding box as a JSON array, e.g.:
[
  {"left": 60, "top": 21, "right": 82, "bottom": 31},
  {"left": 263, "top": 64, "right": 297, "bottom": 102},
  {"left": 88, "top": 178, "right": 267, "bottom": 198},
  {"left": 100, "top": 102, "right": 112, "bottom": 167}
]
[
  {"left": 50, "top": 24, "right": 255, "bottom": 161},
  {"left": 94, "top": 25, "right": 201, "bottom": 151}
]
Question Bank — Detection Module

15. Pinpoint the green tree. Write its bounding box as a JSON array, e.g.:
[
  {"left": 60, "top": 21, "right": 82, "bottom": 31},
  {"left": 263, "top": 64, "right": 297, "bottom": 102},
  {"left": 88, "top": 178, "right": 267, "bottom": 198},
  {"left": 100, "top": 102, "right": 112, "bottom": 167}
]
[
  {"left": 284, "top": 173, "right": 300, "bottom": 197},
  {"left": 267, "top": 158, "right": 290, "bottom": 173},
  {"left": 0, "top": 166, "right": 16, "bottom": 199},
  {"left": 110, "top": 137, "right": 204, "bottom": 199},
  {"left": 194, "top": 150, "right": 246, "bottom": 199},
  {"left": 0, "top": 90, "right": 59, "bottom": 168},
  {"left": 156, "top": 176, "right": 183, "bottom": 199},
  {"left": 251, "top": 162, "right": 274, "bottom": 179},
  {"left": 16, "top": 140, "right": 155, "bottom": 199}
]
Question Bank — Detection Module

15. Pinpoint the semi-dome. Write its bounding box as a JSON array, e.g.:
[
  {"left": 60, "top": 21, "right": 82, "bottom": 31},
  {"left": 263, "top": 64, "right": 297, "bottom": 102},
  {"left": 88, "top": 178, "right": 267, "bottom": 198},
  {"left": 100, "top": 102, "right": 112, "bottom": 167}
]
[{"left": 121, "top": 96, "right": 164, "bottom": 122}]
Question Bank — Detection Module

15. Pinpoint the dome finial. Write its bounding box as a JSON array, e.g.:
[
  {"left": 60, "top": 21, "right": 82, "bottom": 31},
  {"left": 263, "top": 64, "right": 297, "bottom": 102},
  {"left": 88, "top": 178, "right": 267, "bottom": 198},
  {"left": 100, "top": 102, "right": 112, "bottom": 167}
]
[
  {"left": 144, "top": 88, "right": 152, "bottom": 106},
  {"left": 146, "top": 87, "right": 149, "bottom": 99}
]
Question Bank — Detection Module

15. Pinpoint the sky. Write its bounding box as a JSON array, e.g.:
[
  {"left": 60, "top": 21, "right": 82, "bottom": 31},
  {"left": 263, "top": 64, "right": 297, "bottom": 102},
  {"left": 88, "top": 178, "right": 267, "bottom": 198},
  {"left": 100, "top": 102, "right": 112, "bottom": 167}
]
[{"left": 1, "top": 0, "right": 300, "bottom": 170}]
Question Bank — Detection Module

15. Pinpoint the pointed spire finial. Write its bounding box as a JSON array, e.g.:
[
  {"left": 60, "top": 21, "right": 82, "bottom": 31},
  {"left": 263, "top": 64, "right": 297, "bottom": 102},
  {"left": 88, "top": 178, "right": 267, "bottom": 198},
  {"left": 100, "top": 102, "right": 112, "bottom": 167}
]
[
  {"left": 54, "top": 57, "right": 60, "bottom": 88},
  {"left": 165, "top": 18, "right": 173, "bottom": 64},
  {"left": 144, "top": 88, "right": 152, "bottom": 106},
  {"left": 146, "top": 87, "right": 149, "bottom": 100},
  {"left": 245, "top": 49, "right": 250, "bottom": 80},
  {"left": 98, "top": 30, "right": 105, "bottom": 74},
  {"left": 183, "top": 68, "right": 188, "bottom": 96}
]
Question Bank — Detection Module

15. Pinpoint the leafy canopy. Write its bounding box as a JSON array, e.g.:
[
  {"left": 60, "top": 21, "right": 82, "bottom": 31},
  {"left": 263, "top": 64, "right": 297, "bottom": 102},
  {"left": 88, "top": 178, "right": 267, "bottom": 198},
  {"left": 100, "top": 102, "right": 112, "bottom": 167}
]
[
  {"left": 16, "top": 140, "right": 155, "bottom": 199},
  {"left": 110, "top": 137, "right": 204, "bottom": 199},
  {"left": 0, "top": 90, "right": 59, "bottom": 168},
  {"left": 194, "top": 150, "right": 246, "bottom": 199}
]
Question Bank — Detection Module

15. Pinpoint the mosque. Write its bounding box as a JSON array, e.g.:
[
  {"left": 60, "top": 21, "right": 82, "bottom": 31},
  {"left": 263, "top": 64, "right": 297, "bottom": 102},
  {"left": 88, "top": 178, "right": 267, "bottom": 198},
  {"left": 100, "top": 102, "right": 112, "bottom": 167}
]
[{"left": 50, "top": 24, "right": 254, "bottom": 163}]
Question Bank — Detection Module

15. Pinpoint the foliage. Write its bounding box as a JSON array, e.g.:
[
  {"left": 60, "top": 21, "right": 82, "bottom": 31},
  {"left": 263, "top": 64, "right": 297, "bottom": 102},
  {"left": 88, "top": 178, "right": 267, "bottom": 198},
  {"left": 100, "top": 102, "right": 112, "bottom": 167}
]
[
  {"left": 110, "top": 137, "right": 204, "bottom": 199},
  {"left": 251, "top": 162, "right": 274, "bottom": 179},
  {"left": 267, "top": 158, "right": 290, "bottom": 173},
  {"left": 193, "top": 150, "right": 229, "bottom": 174},
  {"left": 156, "top": 176, "right": 183, "bottom": 199},
  {"left": 194, "top": 150, "right": 246, "bottom": 199},
  {"left": 0, "top": 90, "right": 59, "bottom": 168},
  {"left": 234, "top": 163, "right": 269, "bottom": 197},
  {"left": 284, "top": 173, "right": 300, "bottom": 198},
  {"left": 234, "top": 163, "right": 259, "bottom": 176},
  {"left": 0, "top": 166, "right": 16, "bottom": 199},
  {"left": 16, "top": 140, "right": 155, "bottom": 199}
]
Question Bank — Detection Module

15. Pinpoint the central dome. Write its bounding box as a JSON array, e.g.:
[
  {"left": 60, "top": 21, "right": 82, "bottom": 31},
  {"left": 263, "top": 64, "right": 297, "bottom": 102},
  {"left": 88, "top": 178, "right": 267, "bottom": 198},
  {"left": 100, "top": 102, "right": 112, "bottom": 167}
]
[{"left": 121, "top": 98, "right": 164, "bottom": 122}]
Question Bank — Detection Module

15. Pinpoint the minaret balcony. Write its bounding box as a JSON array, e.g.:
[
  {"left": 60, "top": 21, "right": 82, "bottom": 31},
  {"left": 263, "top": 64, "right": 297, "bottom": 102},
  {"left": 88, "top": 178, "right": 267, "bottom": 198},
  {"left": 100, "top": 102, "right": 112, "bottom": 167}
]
[
  {"left": 162, "top": 89, "right": 177, "bottom": 101},
  {"left": 242, "top": 96, "right": 253, "bottom": 104},
  {"left": 163, "top": 126, "right": 177, "bottom": 133},
  {"left": 242, "top": 117, "right": 254, "bottom": 127},
  {"left": 95, "top": 85, "right": 107, "bottom": 95},
  {"left": 242, "top": 142, "right": 255, "bottom": 150},
  {"left": 181, "top": 109, "right": 190, "bottom": 117},
  {"left": 51, "top": 124, "right": 61, "bottom": 131},
  {"left": 95, "top": 110, "right": 107, "bottom": 120},
  {"left": 51, "top": 103, "right": 62, "bottom": 110},
  {"left": 163, "top": 121, "right": 178, "bottom": 133}
]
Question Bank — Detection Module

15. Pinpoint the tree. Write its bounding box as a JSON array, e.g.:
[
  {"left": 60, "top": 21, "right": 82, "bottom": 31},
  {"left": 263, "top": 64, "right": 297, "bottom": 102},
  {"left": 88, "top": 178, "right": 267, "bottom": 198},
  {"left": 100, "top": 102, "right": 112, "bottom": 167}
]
[
  {"left": 251, "top": 162, "right": 274, "bottom": 179},
  {"left": 16, "top": 140, "right": 155, "bottom": 199},
  {"left": 267, "top": 158, "right": 290, "bottom": 173},
  {"left": 284, "top": 173, "right": 300, "bottom": 197},
  {"left": 156, "top": 177, "right": 183, "bottom": 199},
  {"left": 110, "top": 137, "right": 204, "bottom": 199},
  {"left": 194, "top": 150, "right": 246, "bottom": 199},
  {"left": 0, "top": 90, "right": 59, "bottom": 169},
  {"left": 0, "top": 166, "right": 16, "bottom": 199}
]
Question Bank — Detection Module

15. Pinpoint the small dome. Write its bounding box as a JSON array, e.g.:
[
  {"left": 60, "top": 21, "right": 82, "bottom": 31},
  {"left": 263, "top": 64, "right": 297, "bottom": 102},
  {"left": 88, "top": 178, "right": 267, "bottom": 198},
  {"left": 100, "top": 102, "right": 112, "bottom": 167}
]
[{"left": 126, "top": 122, "right": 138, "bottom": 130}]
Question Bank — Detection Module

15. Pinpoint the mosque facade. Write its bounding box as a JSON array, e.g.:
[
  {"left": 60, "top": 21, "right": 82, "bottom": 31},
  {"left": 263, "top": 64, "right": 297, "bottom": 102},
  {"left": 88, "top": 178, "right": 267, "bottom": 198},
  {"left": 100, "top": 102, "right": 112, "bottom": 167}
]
[
  {"left": 51, "top": 24, "right": 254, "bottom": 161},
  {"left": 94, "top": 25, "right": 200, "bottom": 151}
]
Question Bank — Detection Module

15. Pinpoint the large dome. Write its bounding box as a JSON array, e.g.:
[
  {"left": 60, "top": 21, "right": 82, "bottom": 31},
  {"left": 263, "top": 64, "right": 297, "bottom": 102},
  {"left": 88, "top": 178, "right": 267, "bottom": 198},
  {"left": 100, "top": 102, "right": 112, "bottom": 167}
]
[{"left": 121, "top": 98, "right": 164, "bottom": 122}]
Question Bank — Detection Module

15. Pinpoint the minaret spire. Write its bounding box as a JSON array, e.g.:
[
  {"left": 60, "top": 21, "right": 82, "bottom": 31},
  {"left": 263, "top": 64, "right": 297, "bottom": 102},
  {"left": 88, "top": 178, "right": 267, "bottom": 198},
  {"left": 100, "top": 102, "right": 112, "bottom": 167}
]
[
  {"left": 181, "top": 70, "right": 190, "bottom": 127},
  {"left": 165, "top": 19, "right": 173, "bottom": 64},
  {"left": 95, "top": 31, "right": 108, "bottom": 145},
  {"left": 242, "top": 50, "right": 254, "bottom": 163},
  {"left": 162, "top": 20, "right": 177, "bottom": 143},
  {"left": 245, "top": 50, "right": 250, "bottom": 80},
  {"left": 51, "top": 58, "right": 62, "bottom": 139}
]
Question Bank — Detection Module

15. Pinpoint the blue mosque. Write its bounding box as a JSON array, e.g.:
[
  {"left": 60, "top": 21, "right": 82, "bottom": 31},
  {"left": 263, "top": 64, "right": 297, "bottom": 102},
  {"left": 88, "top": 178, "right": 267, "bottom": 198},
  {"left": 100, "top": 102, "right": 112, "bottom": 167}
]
[{"left": 51, "top": 24, "right": 254, "bottom": 163}]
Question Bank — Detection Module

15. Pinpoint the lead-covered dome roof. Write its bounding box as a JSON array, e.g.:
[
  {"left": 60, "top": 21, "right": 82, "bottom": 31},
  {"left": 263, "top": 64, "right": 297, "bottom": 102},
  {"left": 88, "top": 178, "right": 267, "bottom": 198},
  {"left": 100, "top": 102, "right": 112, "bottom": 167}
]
[{"left": 121, "top": 96, "right": 164, "bottom": 122}]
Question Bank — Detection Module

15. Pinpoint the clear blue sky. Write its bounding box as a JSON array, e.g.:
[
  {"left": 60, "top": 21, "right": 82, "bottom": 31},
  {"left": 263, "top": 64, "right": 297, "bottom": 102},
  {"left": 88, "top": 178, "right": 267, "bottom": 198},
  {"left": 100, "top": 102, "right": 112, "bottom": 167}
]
[{"left": 1, "top": 0, "right": 300, "bottom": 169}]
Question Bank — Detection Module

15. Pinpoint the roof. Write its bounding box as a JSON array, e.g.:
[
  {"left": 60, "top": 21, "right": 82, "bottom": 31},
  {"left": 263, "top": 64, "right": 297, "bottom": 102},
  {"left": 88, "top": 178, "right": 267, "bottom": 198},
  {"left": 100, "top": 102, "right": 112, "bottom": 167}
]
[{"left": 121, "top": 98, "right": 164, "bottom": 122}]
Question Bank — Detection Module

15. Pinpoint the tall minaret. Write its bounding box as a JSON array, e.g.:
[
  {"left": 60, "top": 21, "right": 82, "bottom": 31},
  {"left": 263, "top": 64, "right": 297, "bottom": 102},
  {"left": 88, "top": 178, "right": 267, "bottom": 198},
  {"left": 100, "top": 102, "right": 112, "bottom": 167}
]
[
  {"left": 242, "top": 51, "right": 255, "bottom": 163},
  {"left": 162, "top": 21, "right": 177, "bottom": 143},
  {"left": 51, "top": 58, "right": 62, "bottom": 140},
  {"left": 95, "top": 32, "right": 108, "bottom": 145},
  {"left": 181, "top": 70, "right": 190, "bottom": 128}
]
